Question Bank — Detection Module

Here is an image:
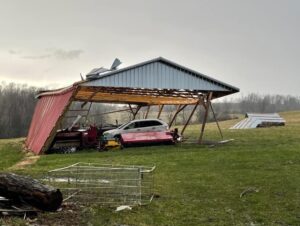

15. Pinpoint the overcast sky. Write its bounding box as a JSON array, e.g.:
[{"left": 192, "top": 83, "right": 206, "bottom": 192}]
[{"left": 0, "top": 0, "right": 299, "bottom": 97}]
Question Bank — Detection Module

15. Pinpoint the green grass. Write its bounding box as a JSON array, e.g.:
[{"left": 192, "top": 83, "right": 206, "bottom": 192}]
[
  {"left": 1, "top": 112, "right": 300, "bottom": 225},
  {"left": 0, "top": 138, "right": 25, "bottom": 170}
]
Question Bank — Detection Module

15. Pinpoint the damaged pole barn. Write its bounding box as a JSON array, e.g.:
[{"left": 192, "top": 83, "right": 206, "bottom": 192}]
[{"left": 25, "top": 57, "right": 239, "bottom": 155}]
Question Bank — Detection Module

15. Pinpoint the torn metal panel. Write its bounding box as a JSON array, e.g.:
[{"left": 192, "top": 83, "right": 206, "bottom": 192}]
[{"left": 25, "top": 86, "right": 76, "bottom": 154}]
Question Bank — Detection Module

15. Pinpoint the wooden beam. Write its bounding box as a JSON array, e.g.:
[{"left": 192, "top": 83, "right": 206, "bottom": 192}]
[
  {"left": 180, "top": 102, "right": 199, "bottom": 135},
  {"left": 129, "top": 104, "right": 142, "bottom": 120},
  {"left": 84, "top": 102, "right": 93, "bottom": 124},
  {"left": 133, "top": 105, "right": 142, "bottom": 119},
  {"left": 169, "top": 104, "right": 187, "bottom": 127},
  {"left": 145, "top": 105, "right": 151, "bottom": 119},
  {"left": 128, "top": 104, "right": 134, "bottom": 115},
  {"left": 81, "top": 90, "right": 98, "bottom": 108},
  {"left": 209, "top": 101, "right": 223, "bottom": 139},
  {"left": 67, "top": 109, "right": 89, "bottom": 112},
  {"left": 75, "top": 90, "right": 199, "bottom": 105},
  {"left": 157, "top": 104, "right": 164, "bottom": 119},
  {"left": 78, "top": 85, "right": 204, "bottom": 99},
  {"left": 91, "top": 107, "right": 135, "bottom": 116},
  {"left": 198, "top": 92, "right": 213, "bottom": 144},
  {"left": 64, "top": 115, "right": 87, "bottom": 119},
  {"left": 64, "top": 107, "right": 138, "bottom": 118}
]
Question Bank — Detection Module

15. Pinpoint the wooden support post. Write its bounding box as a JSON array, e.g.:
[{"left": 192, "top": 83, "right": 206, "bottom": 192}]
[
  {"left": 145, "top": 105, "right": 151, "bottom": 119},
  {"left": 169, "top": 105, "right": 180, "bottom": 127},
  {"left": 169, "top": 105, "right": 187, "bottom": 128},
  {"left": 134, "top": 105, "right": 142, "bottom": 119},
  {"left": 209, "top": 101, "right": 223, "bottom": 139},
  {"left": 129, "top": 104, "right": 142, "bottom": 120},
  {"left": 81, "top": 91, "right": 98, "bottom": 108},
  {"left": 181, "top": 102, "right": 199, "bottom": 135},
  {"left": 157, "top": 104, "right": 164, "bottom": 119},
  {"left": 65, "top": 107, "right": 140, "bottom": 119},
  {"left": 128, "top": 104, "right": 134, "bottom": 120},
  {"left": 198, "top": 92, "right": 213, "bottom": 144},
  {"left": 84, "top": 102, "right": 93, "bottom": 125}
]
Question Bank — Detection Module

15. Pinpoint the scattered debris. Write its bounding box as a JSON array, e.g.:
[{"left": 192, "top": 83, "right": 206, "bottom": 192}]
[
  {"left": 201, "top": 139, "right": 234, "bottom": 148},
  {"left": 115, "top": 205, "right": 132, "bottom": 212},
  {"left": 240, "top": 187, "right": 260, "bottom": 198},
  {"left": 1, "top": 195, "right": 38, "bottom": 217}
]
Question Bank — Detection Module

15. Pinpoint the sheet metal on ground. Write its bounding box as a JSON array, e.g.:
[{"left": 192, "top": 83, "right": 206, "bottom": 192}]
[
  {"left": 25, "top": 87, "right": 76, "bottom": 154},
  {"left": 230, "top": 113, "right": 285, "bottom": 129}
]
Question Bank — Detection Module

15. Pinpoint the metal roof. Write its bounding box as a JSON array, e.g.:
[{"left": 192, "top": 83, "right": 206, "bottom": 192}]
[
  {"left": 26, "top": 87, "right": 75, "bottom": 154},
  {"left": 230, "top": 113, "right": 285, "bottom": 129},
  {"left": 81, "top": 57, "right": 239, "bottom": 97}
]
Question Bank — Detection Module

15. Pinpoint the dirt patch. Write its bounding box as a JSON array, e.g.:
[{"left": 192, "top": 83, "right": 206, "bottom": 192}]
[
  {"left": 35, "top": 203, "right": 87, "bottom": 226},
  {"left": 9, "top": 152, "right": 40, "bottom": 170},
  {"left": 0, "top": 203, "right": 86, "bottom": 226}
]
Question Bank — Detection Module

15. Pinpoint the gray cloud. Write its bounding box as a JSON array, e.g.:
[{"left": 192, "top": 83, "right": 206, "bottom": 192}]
[
  {"left": 53, "top": 49, "right": 83, "bottom": 60},
  {"left": 20, "top": 49, "right": 83, "bottom": 60},
  {"left": 22, "top": 54, "right": 51, "bottom": 60},
  {"left": 1, "top": 1, "right": 300, "bottom": 95},
  {"left": 9, "top": 49, "right": 21, "bottom": 55}
]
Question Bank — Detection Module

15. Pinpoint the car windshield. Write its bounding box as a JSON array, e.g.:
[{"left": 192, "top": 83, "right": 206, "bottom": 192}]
[
  {"left": 117, "top": 120, "right": 164, "bottom": 129},
  {"left": 117, "top": 122, "right": 131, "bottom": 129}
]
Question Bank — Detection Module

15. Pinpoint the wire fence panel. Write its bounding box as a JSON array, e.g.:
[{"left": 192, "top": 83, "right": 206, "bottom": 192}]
[{"left": 44, "top": 162, "right": 155, "bottom": 206}]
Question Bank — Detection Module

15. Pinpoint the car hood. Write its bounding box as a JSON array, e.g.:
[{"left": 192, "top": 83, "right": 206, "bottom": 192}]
[{"left": 103, "top": 129, "right": 118, "bottom": 136}]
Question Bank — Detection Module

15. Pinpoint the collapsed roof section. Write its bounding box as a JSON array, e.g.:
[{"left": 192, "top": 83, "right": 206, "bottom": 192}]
[
  {"left": 26, "top": 86, "right": 76, "bottom": 154},
  {"left": 26, "top": 57, "right": 239, "bottom": 154},
  {"left": 230, "top": 113, "right": 285, "bottom": 129}
]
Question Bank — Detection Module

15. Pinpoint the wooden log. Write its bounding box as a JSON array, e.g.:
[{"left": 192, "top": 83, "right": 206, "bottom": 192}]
[{"left": 0, "top": 173, "right": 62, "bottom": 211}]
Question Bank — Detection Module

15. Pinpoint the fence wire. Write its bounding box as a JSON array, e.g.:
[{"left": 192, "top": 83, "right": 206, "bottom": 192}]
[{"left": 44, "top": 162, "right": 155, "bottom": 206}]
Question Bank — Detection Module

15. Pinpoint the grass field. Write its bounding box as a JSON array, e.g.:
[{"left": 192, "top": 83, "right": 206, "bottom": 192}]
[{"left": 0, "top": 111, "right": 299, "bottom": 226}]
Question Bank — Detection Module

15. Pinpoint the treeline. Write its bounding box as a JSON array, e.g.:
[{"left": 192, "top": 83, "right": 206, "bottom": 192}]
[
  {"left": 0, "top": 81, "right": 300, "bottom": 138},
  {"left": 211, "top": 94, "right": 300, "bottom": 121},
  {"left": 0, "top": 82, "right": 38, "bottom": 138}
]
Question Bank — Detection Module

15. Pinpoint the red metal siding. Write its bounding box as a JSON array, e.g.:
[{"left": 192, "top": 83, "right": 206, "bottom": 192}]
[{"left": 26, "top": 87, "right": 75, "bottom": 154}]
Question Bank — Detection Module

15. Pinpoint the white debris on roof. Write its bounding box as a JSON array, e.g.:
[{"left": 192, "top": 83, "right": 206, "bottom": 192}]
[{"left": 230, "top": 113, "right": 285, "bottom": 129}]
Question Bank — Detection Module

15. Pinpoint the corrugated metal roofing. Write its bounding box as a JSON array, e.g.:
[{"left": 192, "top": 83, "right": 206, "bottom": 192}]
[
  {"left": 36, "top": 85, "right": 74, "bottom": 98},
  {"left": 230, "top": 113, "right": 285, "bottom": 129},
  {"left": 25, "top": 87, "right": 76, "bottom": 154},
  {"left": 81, "top": 57, "right": 239, "bottom": 96}
]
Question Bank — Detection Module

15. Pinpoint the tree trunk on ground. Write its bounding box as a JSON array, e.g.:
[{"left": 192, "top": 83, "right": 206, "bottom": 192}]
[{"left": 0, "top": 172, "right": 62, "bottom": 211}]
